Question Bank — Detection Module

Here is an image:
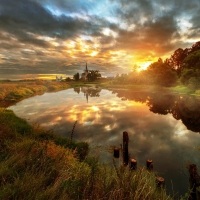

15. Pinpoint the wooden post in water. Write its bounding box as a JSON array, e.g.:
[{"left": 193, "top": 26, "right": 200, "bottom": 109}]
[
  {"left": 146, "top": 159, "right": 153, "bottom": 171},
  {"left": 123, "top": 131, "right": 129, "bottom": 166},
  {"left": 130, "top": 158, "right": 137, "bottom": 170},
  {"left": 156, "top": 177, "right": 165, "bottom": 188},
  {"left": 113, "top": 147, "right": 120, "bottom": 158},
  {"left": 188, "top": 164, "right": 200, "bottom": 200}
]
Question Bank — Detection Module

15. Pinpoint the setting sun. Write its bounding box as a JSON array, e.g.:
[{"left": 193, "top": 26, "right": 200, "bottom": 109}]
[
  {"left": 0, "top": 0, "right": 199, "bottom": 79},
  {"left": 136, "top": 61, "right": 153, "bottom": 72},
  {"left": 2, "top": 1, "right": 200, "bottom": 199}
]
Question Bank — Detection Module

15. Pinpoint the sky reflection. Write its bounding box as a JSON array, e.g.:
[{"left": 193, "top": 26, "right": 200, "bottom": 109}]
[{"left": 9, "top": 88, "right": 200, "bottom": 197}]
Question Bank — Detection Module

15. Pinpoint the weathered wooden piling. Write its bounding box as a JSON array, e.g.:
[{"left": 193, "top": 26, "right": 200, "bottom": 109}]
[
  {"left": 156, "top": 177, "right": 165, "bottom": 188},
  {"left": 130, "top": 158, "right": 137, "bottom": 170},
  {"left": 146, "top": 159, "right": 153, "bottom": 171},
  {"left": 113, "top": 147, "right": 120, "bottom": 158},
  {"left": 123, "top": 131, "right": 129, "bottom": 166},
  {"left": 188, "top": 164, "right": 200, "bottom": 200}
]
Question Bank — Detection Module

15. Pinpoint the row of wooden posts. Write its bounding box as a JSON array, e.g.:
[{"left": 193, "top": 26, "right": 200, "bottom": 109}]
[
  {"left": 113, "top": 131, "right": 165, "bottom": 188},
  {"left": 113, "top": 131, "right": 200, "bottom": 199}
]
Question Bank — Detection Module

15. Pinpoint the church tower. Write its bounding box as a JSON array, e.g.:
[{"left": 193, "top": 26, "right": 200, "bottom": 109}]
[
  {"left": 81, "top": 62, "right": 89, "bottom": 80},
  {"left": 85, "top": 62, "right": 88, "bottom": 73},
  {"left": 85, "top": 62, "right": 88, "bottom": 79}
]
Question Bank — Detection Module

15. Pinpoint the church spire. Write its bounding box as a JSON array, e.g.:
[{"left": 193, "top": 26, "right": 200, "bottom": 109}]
[{"left": 86, "top": 62, "right": 88, "bottom": 72}]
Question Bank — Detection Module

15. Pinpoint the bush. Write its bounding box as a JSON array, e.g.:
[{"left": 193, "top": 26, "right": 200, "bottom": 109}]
[
  {"left": 188, "top": 77, "right": 200, "bottom": 90},
  {"left": 180, "top": 69, "right": 196, "bottom": 85}
]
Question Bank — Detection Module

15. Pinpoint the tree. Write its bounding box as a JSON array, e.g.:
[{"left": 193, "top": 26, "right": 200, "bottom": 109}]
[
  {"left": 87, "top": 70, "right": 101, "bottom": 82},
  {"left": 188, "top": 77, "right": 199, "bottom": 90},
  {"left": 183, "top": 50, "right": 200, "bottom": 71},
  {"left": 179, "top": 50, "right": 200, "bottom": 87},
  {"left": 73, "top": 73, "right": 80, "bottom": 81},
  {"left": 189, "top": 41, "right": 200, "bottom": 54},
  {"left": 66, "top": 77, "right": 72, "bottom": 82},
  {"left": 146, "top": 61, "right": 177, "bottom": 86},
  {"left": 164, "top": 41, "right": 200, "bottom": 77},
  {"left": 166, "top": 48, "right": 188, "bottom": 77},
  {"left": 180, "top": 69, "right": 196, "bottom": 85},
  {"left": 158, "top": 57, "right": 163, "bottom": 63}
]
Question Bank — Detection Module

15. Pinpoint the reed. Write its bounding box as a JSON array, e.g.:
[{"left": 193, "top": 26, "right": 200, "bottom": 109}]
[{"left": 0, "top": 108, "right": 173, "bottom": 200}]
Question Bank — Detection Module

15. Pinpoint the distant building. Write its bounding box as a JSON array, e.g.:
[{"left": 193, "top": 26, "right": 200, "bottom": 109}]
[{"left": 81, "top": 63, "right": 89, "bottom": 80}]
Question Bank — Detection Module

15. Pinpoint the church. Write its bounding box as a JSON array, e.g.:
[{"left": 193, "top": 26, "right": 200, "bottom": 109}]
[{"left": 81, "top": 63, "right": 89, "bottom": 80}]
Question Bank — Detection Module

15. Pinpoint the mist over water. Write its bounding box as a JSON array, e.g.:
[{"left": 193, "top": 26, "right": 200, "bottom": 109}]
[{"left": 9, "top": 87, "right": 200, "bottom": 196}]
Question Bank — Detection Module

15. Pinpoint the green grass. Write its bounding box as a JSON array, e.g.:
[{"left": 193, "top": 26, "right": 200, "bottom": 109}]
[
  {"left": 0, "top": 108, "right": 173, "bottom": 200},
  {"left": 166, "top": 85, "right": 193, "bottom": 94},
  {"left": 0, "top": 108, "right": 89, "bottom": 161},
  {"left": 96, "top": 80, "right": 200, "bottom": 96}
]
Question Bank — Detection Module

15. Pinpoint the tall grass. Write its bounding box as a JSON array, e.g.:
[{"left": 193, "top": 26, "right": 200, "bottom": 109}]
[
  {"left": 0, "top": 80, "right": 70, "bottom": 103},
  {"left": 0, "top": 150, "right": 172, "bottom": 199},
  {"left": 0, "top": 108, "right": 172, "bottom": 199}
]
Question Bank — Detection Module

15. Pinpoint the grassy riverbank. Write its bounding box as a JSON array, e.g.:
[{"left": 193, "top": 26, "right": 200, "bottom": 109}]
[
  {"left": 0, "top": 80, "right": 192, "bottom": 199},
  {"left": 0, "top": 108, "right": 173, "bottom": 199},
  {"left": 99, "top": 80, "right": 196, "bottom": 95},
  {"left": 69, "top": 79, "right": 196, "bottom": 96},
  {"left": 0, "top": 79, "right": 196, "bottom": 108},
  {"left": 0, "top": 80, "right": 70, "bottom": 107}
]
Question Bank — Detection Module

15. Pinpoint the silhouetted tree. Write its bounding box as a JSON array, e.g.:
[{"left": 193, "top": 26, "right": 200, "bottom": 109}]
[
  {"left": 73, "top": 73, "right": 80, "bottom": 81},
  {"left": 164, "top": 41, "right": 200, "bottom": 77},
  {"left": 146, "top": 61, "right": 177, "bottom": 86},
  {"left": 183, "top": 50, "right": 200, "bottom": 71},
  {"left": 87, "top": 70, "right": 101, "bottom": 81},
  {"left": 167, "top": 48, "right": 188, "bottom": 77},
  {"left": 158, "top": 57, "right": 163, "bottom": 63},
  {"left": 178, "top": 50, "right": 200, "bottom": 88},
  {"left": 189, "top": 41, "right": 200, "bottom": 54},
  {"left": 66, "top": 77, "right": 72, "bottom": 82}
]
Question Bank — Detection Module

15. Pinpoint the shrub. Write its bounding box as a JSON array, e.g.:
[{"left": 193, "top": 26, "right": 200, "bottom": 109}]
[
  {"left": 188, "top": 77, "right": 200, "bottom": 91},
  {"left": 180, "top": 69, "right": 196, "bottom": 85}
]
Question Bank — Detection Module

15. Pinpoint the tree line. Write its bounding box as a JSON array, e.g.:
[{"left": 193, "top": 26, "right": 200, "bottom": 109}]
[
  {"left": 114, "top": 41, "right": 200, "bottom": 89},
  {"left": 73, "top": 70, "right": 101, "bottom": 82}
]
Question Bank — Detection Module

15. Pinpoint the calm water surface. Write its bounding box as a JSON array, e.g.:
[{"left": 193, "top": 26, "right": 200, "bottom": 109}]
[{"left": 9, "top": 87, "right": 200, "bottom": 197}]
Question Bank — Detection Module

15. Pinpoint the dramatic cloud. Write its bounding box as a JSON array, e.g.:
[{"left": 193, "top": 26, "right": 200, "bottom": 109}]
[{"left": 0, "top": 0, "right": 200, "bottom": 78}]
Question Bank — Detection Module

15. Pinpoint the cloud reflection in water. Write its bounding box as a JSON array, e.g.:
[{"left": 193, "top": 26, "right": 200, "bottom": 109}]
[{"left": 9, "top": 88, "right": 200, "bottom": 196}]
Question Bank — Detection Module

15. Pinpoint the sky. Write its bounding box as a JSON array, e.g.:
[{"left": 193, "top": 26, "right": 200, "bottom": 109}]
[{"left": 0, "top": 0, "right": 200, "bottom": 79}]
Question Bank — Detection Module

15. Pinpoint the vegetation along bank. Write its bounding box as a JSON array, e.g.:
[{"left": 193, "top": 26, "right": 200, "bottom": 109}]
[{"left": 0, "top": 108, "right": 174, "bottom": 200}]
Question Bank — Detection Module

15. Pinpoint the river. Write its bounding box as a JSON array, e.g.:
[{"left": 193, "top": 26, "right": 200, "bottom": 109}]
[{"left": 8, "top": 87, "right": 200, "bottom": 197}]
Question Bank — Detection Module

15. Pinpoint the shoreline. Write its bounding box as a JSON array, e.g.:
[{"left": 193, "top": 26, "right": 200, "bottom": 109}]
[
  {"left": 0, "top": 107, "right": 173, "bottom": 200},
  {"left": 0, "top": 80, "right": 191, "bottom": 199},
  {"left": 0, "top": 79, "right": 198, "bottom": 108}
]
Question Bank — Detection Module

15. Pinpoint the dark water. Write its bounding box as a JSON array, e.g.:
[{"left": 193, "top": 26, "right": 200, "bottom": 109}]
[{"left": 9, "top": 87, "right": 200, "bottom": 197}]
